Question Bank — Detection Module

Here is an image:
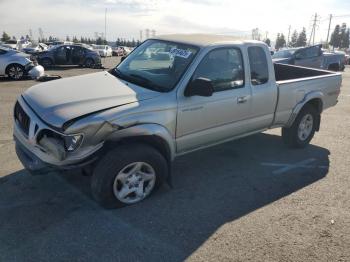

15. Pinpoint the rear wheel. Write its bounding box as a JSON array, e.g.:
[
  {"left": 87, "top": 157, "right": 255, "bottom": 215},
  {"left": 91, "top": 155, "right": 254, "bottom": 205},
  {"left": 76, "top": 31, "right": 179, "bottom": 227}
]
[
  {"left": 84, "top": 58, "right": 94, "bottom": 68},
  {"left": 6, "top": 64, "right": 25, "bottom": 80},
  {"left": 91, "top": 144, "right": 168, "bottom": 208},
  {"left": 282, "top": 104, "right": 318, "bottom": 148}
]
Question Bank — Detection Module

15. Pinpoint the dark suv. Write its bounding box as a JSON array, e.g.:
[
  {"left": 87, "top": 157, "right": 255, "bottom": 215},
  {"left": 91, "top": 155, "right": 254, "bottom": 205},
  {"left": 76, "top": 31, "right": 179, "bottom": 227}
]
[{"left": 36, "top": 44, "right": 101, "bottom": 68}]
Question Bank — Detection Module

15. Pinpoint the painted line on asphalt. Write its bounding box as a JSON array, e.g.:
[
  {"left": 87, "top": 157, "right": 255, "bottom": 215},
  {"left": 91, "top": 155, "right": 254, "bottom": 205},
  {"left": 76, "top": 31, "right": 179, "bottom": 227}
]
[{"left": 261, "top": 158, "right": 328, "bottom": 174}]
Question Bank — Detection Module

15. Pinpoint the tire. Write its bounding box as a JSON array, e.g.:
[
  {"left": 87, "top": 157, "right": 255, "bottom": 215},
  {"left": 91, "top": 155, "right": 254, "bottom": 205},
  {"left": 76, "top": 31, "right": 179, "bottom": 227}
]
[
  {"left": 84, "top": 58, "right": 94, "bottom": 68},
  {"left": 6, "top": 64, "right": 25, "bottom": 80},
  {"left": 282, "top": 104, "right": 318, "bottom": 148},
  {"left": 91, "top": 144, "right": 168, "bottom": 209},
  {"left": 40, "top": 58, "right": 53, "bottom": 68}
]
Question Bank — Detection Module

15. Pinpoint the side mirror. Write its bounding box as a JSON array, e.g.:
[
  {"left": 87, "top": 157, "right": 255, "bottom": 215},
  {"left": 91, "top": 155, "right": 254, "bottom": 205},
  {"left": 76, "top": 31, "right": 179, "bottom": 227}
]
[{"left": 185, "top": 77, "right": 214, "bottom": 97}]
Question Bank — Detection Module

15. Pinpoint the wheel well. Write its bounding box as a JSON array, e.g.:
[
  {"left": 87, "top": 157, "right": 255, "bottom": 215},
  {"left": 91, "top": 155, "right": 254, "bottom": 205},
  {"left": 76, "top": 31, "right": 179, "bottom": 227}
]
[
  {"left": 5, "top": 63, "right": 24, "bottom": 74},
  {"left": 104, "top": 135, "right": 172, "bottom": 164},
  {"left": 306, "top": 98, "right": 323, "bottom": 114},
  {"left": 304, "top": 98, "right": 322, "bottom": 131}
]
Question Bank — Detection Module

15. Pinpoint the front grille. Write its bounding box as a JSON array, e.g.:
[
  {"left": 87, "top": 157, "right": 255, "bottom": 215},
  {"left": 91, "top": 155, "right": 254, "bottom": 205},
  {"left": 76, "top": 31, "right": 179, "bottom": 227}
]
[{"left": 14, "top": 101, "right": 30, "bottom": 136}]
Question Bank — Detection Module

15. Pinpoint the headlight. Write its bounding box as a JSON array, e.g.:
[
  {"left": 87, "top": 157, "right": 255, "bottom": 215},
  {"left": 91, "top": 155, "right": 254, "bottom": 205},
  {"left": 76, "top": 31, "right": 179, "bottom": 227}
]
[{"left": 63, "top": 134, "right": 83, "bottom": 152}]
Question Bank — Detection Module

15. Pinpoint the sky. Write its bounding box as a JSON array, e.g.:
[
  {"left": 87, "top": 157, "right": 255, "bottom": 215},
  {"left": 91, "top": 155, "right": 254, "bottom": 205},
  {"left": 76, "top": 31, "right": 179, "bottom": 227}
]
[{"left": 1, "top": 0, "right": 350, "bottom": 43}]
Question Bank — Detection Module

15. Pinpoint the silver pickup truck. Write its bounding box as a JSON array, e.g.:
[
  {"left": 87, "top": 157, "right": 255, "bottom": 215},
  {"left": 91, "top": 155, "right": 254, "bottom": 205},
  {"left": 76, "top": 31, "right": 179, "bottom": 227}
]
[{"left": 13, "top": 34, "right": 342, "bottom": 208}]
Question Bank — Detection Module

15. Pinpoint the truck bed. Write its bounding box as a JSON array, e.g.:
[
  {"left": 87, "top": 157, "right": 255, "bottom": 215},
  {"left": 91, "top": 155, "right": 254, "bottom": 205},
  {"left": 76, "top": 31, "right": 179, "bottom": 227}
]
[
  {"left": 274, "top": 63, "right": 335, "bottom": 82},
  {"left": 272, "top": 63, "right": 342, "bottom": 127}
]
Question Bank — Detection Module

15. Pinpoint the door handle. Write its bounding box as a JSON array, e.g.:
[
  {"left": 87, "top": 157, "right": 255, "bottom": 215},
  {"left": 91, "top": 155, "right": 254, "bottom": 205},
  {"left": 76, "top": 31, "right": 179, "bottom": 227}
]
[{"left": 237, "top": 96, "right": 248, "bottom": 104}]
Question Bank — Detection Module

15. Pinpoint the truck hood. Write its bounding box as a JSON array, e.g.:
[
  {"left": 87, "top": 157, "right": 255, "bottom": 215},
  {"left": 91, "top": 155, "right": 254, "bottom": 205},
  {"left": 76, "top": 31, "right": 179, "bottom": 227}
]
[{"left": 23, "top": 71, "right": 161, "bottom": 128}]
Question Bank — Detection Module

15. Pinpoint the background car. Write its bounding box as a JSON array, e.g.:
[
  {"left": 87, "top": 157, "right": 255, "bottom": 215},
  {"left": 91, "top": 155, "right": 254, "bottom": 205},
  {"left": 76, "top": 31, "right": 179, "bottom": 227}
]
[
  {"left": 92, "top": 45, "right": 113, "bottom": 57},
  {"left": 22, "top": 43, "right": 48, "bottom": 54},
  {"left": 112, "top": 46, "right": 131, "bottom": 56},
  {"left": 35, "top": 44, "right": 101, "bottom": 68},
  {"left": 0, "top": 47, "right": 37, "bottom": 80},
  {"left": 272, "top": 44, "right": 345, "bottom": 71}
]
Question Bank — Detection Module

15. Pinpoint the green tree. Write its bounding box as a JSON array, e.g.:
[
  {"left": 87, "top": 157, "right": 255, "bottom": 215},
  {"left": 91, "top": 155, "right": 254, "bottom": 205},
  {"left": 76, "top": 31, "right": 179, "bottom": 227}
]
[
  {"left": 290, "top": 30, "right": 298, "bottom": 47},
  {"left": 264, "top": 38, "right": 271, "bottom": 47},
  {"left": 275, "top": 33, "right": 286, "bottom": 49},
  {"left": 1, "top": 32, "right": 11, "bottom": 42},
  {"left": 96, "top": 37, "right": 103, "bottom": 45},
  {"left": 340, "top": 23, "right": 349, "bottom": 48},
  {"left": 330, "top": 24, "right": 341, "bottom": 48},
  {"left": 296, "top": 27, "right": 307, "bottom": 47}
]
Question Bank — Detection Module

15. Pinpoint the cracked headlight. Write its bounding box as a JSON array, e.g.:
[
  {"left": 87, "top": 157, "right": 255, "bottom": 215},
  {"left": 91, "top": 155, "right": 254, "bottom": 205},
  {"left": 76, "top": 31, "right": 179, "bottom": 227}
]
[{"left": 63, "top": 134, "right": 83, "bottom": 152}]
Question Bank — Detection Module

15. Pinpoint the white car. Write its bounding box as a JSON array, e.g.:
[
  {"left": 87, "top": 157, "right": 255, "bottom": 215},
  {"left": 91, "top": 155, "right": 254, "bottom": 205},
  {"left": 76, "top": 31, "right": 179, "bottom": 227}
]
[
  {"left": 22, "top": 43, "right": 48, "bottom": 54},
  {"left": 3, "top": 39, "right": 32, "bottom": 50},
  {"left": 0, "top": 47, "right": 44, "bottom": 80},
  {"left": 92, "top": 45, "right": 113, "bottom": 57}
]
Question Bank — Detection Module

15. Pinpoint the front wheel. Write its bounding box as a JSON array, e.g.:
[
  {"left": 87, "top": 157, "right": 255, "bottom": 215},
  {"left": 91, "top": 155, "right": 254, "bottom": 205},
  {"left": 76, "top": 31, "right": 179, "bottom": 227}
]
[
  {"left": 6, "top": 64, "right": 25, "bottom": 80},
  {"left": 84, "top": 58, "right": 95, "bottom": 68},
  {"left": 282, "top": 104, "right": 318, "bottom": 148},
  {"left": 91, "top": 144, "right": 168, "bottom": 208},
  {"left": 40, "top": 58, "right": 53, "bottom": 68}
]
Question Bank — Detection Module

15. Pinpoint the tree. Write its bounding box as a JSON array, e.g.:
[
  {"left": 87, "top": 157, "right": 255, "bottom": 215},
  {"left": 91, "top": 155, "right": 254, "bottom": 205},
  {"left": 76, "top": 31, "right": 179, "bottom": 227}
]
[
  {"left": 1, "top": 31, "right": 11, "bottom": 42},
  {"left": 290, "top": 30, "right": 298, "bottom": 47},
  {"left": 275, "top": 33, "right": 286, "bottom": 49},
  {"left": 296, "top": 27, "right": 307, "bottom": 47},
  {"left": 264, "top": 38, "right": 271, "bottom": 47},
  {"left": 344, "top": 29, "right": 350, "bottom": 49},
  {"left": 340, "top": 23, "right": 349, "bottom": 48},
  {"left": 66, "top": 35, "right": 71, "bottom": 42},
  {"left": 330, "top": 24, "right": 341, "bottom": 48}
]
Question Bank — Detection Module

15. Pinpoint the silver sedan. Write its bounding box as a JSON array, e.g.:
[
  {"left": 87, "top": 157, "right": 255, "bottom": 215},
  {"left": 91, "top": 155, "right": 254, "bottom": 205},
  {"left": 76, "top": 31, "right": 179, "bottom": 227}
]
[{"left": 0, "top": 47, "right": 41, "bottom": 80}]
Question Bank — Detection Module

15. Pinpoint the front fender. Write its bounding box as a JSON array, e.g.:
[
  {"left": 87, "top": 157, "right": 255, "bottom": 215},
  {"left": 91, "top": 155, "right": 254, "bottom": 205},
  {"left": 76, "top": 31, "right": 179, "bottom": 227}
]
[
  {"left": 286, "top": 91, "right": 324, "bottom": 127},
  {"left": 106, "top": 123, "right": 176, "bottom": 161}
]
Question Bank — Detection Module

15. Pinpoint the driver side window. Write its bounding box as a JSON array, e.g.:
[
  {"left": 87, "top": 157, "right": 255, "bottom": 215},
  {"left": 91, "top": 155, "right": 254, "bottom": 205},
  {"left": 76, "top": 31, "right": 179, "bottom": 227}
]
[{"left": 192, "top": 47, "right": 244, "bottom": 92}]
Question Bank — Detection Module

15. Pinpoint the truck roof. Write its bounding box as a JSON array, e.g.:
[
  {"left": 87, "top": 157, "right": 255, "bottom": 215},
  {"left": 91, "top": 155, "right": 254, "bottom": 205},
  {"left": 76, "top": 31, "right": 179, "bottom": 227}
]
[{"left": 152, "top": 34, "right": 263, "bottom": 47}]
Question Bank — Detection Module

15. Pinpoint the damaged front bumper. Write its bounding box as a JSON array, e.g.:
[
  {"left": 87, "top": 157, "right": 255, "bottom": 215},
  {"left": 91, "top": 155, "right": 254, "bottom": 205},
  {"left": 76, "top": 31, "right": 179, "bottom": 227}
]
[{"left": 13, "top": 97, "right": 103, "bottom": 175}]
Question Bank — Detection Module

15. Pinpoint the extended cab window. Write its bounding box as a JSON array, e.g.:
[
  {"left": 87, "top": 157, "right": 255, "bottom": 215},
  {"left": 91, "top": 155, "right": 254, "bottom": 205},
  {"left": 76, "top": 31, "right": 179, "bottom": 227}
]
[
  {"left": 193, "top": 48, "right": 244, "bottom": 92},
  {"left": 248, "top": 46, "right": 268, "bottom": 85}
]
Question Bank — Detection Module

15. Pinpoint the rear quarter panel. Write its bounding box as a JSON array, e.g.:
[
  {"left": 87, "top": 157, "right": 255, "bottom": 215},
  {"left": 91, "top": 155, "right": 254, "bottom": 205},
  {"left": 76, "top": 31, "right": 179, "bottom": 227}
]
[{"left": 274, "top": 73, "right": 342, "bottom": 126}]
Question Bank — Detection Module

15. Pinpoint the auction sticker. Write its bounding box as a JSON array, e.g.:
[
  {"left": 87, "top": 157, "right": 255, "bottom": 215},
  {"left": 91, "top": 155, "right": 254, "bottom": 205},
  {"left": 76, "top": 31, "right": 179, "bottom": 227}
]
[{"left": 169, "top": 48, "right": 192, "bottom": 58}]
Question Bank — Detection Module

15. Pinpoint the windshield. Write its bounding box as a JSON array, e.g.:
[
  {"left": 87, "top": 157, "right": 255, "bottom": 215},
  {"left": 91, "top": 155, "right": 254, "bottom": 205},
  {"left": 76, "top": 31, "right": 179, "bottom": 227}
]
[
  {"left": 111, "top": 39, "right": 199, "bottom": 92},
  {"left": 272, "top": 49, "right": 296, "bottom": 59}
]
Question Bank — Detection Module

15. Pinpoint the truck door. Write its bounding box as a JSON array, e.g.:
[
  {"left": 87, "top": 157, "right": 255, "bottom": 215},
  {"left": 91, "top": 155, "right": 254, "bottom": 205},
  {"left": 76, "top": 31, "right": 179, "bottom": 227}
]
[
  {"left": 176, "top": 47, "right": 252, "bottom": 153},
  {"left": 294, "top": 46, "right": 322, "bottom": 68},
  {"left": 247, "top": 46, "right": 278, "bottom": 130}
]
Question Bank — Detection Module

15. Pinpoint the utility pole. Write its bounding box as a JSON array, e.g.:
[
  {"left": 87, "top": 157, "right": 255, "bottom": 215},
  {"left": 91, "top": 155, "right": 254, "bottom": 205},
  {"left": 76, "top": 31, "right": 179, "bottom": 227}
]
[
  {"left": 309, "top": 13, "right": 318, "bottom": 45},
  {"left": 326, "top": 14, "right": 333, "bottom": 45},
  {"left": 104, "top": 8, "right": 107, "bottom": 44},
  {"left": 287, "top": 25, "right": 291, "bottom": 46}
]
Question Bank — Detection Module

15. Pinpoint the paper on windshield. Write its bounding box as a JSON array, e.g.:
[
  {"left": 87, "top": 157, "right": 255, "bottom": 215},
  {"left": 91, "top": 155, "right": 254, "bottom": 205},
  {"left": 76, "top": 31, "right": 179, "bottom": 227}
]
[{"left": 169, "top": 48, "right": 192, "bottom": 58}]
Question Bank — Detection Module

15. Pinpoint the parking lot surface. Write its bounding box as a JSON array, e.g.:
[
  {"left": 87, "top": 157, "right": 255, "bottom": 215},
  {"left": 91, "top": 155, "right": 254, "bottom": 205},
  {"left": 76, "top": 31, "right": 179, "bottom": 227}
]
[{"left": 0, "top": 58, "right": 349, "bottom": 261}]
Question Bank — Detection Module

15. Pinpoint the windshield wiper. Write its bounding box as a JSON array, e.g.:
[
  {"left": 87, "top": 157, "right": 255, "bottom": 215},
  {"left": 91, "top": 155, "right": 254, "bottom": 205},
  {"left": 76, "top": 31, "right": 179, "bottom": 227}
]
[{"left": 129, "top": 74, "right": 163, "bottom": 92}]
